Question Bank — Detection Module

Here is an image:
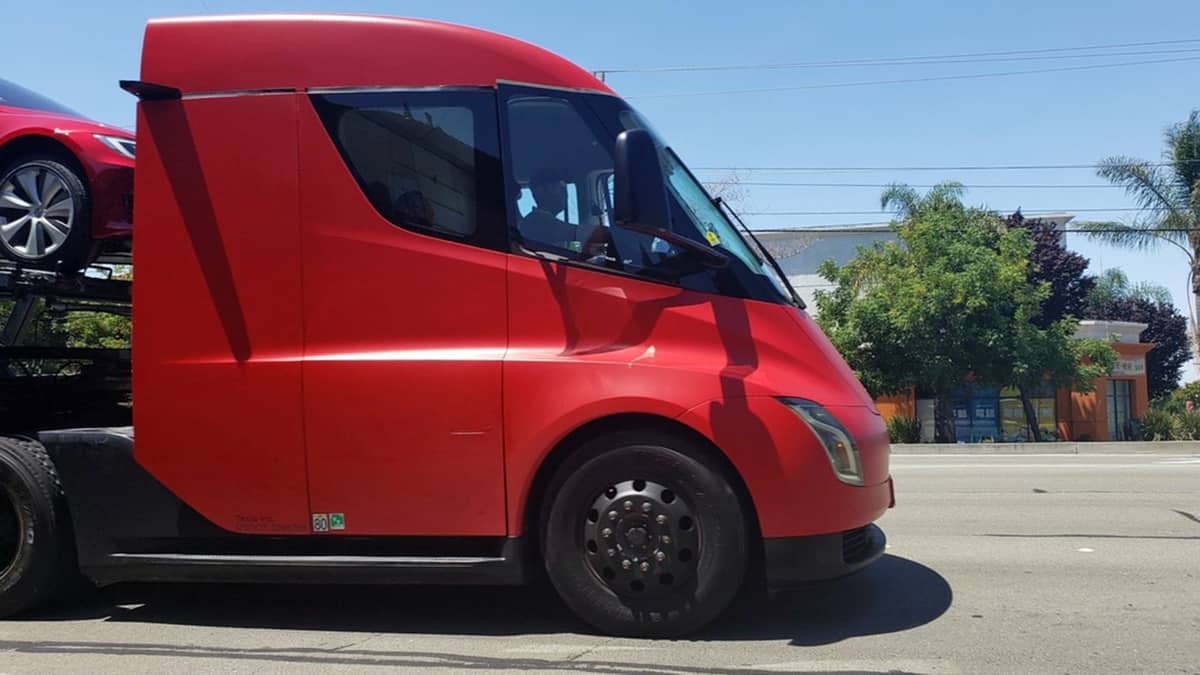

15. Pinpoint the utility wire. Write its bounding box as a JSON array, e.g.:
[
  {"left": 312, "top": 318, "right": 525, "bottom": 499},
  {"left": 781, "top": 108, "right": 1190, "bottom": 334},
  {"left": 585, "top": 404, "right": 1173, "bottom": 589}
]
[
  {"left": 693, "top": 160, "right": 1200, "bottom": 172},
  {"left": 594, "top": 37, "right": 1200, "bottom": 74},
  {"left": 626, "top": 55, "right": 1200, "bottom": 98},
  {"left": 599, "top": 46, "right": 1200, "bottom": 75},
  {"left": 720, "top": 182, "right": 1129, "bottom": 189},
  {"left": 744, "top": 207, "right": 1173, "bottom": 216},
  {"left": 759, "top": 227, "right": 1200, "bottom": 234}
]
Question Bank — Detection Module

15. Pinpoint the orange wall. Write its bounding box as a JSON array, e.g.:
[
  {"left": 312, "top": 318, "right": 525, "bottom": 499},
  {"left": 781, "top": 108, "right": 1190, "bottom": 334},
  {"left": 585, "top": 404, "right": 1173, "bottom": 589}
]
[
  {"left": 874, "top": 342, "right": 1153, "bottom": 442},
  {"left": 876, "top": 390, "right": 916, "bottom": 422},
  {"left": 1060, "top": 342, "right": 1152, "bottom": 441}
]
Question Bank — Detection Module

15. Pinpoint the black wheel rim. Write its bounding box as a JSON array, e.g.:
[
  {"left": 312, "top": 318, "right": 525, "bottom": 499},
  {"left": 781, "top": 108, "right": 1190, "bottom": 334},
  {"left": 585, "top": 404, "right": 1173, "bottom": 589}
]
[
  {"left": 582, "top": 479, "right": 701, "bottom": 598},
  {"left": 0, "top": 489, "right": 23, "bottom": 578}
]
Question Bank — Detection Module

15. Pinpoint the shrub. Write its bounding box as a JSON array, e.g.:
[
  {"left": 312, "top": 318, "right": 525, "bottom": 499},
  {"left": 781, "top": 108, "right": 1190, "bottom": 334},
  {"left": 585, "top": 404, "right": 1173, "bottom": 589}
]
[
  {"left": 887, "top": 415, "right": 923, "bottom": 444},
  {"left": 1135, "top": 408, "right": 1180, "bottom": 441},
  {"left": 1166, "top": 381, "right": 1200, "bottom": 413},
  {"left": 1177, "top": 411, "right": 1200, "bottom": 440}
]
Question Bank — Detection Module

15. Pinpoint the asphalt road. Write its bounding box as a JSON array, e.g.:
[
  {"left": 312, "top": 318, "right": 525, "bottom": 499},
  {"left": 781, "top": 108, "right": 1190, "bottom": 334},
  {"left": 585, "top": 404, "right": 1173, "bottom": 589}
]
[{"left": 2, "top": 453, "right": 1198, "bottom": 674}]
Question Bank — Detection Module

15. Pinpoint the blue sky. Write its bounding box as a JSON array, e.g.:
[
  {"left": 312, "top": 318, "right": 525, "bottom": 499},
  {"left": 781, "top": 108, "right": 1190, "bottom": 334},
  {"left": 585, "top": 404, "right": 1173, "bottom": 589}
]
[{"left": 7, "top": 1, "right": 1199, "bottom": 339}]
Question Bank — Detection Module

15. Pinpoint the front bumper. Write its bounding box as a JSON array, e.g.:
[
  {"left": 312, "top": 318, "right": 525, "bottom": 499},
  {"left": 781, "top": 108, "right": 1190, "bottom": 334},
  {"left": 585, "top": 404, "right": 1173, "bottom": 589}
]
[{"left": 764, "top": 523, "right": 887, "bottom": 589}]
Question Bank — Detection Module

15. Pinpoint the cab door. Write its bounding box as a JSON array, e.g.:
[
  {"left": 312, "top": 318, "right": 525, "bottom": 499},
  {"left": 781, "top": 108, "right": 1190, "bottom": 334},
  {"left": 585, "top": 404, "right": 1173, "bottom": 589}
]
[{"left": 297, "top": 87, "right": 509, "bottom": 536}]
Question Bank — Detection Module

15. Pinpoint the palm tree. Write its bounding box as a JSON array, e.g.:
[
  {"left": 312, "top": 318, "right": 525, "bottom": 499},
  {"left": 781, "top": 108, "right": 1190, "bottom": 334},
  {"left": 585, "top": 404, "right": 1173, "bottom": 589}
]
[
  {"left": 880, "top": 181, "right": 967, "bottom": 219},
  {"left": 1081, "top": 110, "right": 1200, "bottom": 351}
]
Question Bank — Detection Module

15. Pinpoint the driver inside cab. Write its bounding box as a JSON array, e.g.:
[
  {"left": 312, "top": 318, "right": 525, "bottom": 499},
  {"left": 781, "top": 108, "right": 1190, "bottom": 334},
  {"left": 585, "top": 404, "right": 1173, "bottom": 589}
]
[{"left": 519, "top": 169, "right": 577, "bottom": 249}]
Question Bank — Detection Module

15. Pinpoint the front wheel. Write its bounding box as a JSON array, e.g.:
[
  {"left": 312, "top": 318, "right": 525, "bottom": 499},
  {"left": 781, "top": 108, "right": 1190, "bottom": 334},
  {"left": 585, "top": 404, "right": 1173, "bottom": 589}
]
[{"left": 542, "top": 429, "right": 749, "bottom": 638}]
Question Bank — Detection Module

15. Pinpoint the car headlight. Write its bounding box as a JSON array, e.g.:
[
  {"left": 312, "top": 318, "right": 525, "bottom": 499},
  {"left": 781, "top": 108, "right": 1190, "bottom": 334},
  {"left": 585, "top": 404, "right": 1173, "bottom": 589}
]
[
  {"left": 778, "top": 397, "right": 864, "bottom": 485},
  {"left": 94, "top": 134, "right": 136, "bottom": 159}
]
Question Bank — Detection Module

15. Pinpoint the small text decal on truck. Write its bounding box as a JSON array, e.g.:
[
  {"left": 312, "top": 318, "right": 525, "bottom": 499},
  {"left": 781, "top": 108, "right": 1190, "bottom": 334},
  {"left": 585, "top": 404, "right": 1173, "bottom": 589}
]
[{"left": 312, "top": 513, "right": 346, "bottom": 532}]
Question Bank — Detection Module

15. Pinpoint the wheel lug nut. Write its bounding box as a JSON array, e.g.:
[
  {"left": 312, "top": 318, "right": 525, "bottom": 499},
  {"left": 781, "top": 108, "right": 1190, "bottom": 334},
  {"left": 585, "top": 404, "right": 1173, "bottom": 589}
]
[
  {"left": 607, "top": 548, "right": 616, "bottom": 557},
  {"left": 655, "top": 551, "right": 666, "bottom": 562},
  {"left": 622, "top": 559, "right": 632, "bottom": 570},
  {"left": 623, "top": 500, "right": 633, "bottom": 511},
  {"left": 640, "top": 561, "right": 651, "bottom": 572},
  {"left": 656, "top": 514, "right": 668, "bottom": 525},
  {"left": 601, "top": 527, "right": 613, "bottom": 538},
  {"left": 661, "top": 535, "right": 671, "bottom": 544},
  {"left": 642, "top": 502, "right": 653, "bottom": 513},
  {"left": 608, "top": 510, "right": 619, "bottom": 521}
]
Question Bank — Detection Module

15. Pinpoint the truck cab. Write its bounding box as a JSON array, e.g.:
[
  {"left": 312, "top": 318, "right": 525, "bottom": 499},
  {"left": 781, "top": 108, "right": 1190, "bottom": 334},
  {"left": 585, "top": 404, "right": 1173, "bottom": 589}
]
[{"left": 0, "top": 14, "right": 892, "bottom": 638}]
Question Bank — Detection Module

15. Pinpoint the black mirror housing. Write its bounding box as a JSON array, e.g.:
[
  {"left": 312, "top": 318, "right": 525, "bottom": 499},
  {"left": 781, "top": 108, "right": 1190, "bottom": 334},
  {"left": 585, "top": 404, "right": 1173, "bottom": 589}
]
[
  {"left": 613, "top": 129, "right": 670, "bottom": 232},
  {"left": 612, "top": 129, "right": 730, "bottom": 270}
]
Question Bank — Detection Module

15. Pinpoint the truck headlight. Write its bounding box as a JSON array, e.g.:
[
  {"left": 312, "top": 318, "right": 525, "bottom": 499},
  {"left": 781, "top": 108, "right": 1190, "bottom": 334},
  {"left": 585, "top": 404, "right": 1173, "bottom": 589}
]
[{"left": 778, "top": 398, "right": 864, "bottom": 485}]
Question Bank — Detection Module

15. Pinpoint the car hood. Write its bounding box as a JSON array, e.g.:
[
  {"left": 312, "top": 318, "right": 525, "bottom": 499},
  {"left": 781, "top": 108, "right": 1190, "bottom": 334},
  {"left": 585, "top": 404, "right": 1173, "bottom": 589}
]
[{"left": 0, "top": 105, "right": 134, "bottom": 140}]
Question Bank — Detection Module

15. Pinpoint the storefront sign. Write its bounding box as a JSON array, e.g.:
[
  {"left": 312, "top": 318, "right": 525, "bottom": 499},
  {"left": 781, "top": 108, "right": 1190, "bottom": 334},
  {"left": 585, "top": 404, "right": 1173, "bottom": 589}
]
[{"left": 1111, "top": 357, "right": 1146, "bottom": 376}]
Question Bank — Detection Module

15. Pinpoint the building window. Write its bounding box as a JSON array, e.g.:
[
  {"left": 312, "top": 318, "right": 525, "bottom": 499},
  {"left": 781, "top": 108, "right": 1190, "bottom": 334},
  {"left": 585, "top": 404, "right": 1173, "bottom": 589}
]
[
  {"left": 951, "top": 384, "right": 1057, "bottom": 442},
  {"left": 1107, "top": 379, "right": 1134, "bottom": 441}
]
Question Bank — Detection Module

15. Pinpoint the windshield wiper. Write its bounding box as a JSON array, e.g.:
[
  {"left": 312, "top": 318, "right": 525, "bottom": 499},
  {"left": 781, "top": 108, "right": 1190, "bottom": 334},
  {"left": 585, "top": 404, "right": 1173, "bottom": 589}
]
[{"left": 713, "top": 197, "right": 806, "bottom": 309}]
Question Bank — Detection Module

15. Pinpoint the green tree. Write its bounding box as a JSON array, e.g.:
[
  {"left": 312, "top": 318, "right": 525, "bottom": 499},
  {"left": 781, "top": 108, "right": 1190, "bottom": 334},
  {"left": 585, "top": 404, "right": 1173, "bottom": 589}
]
[
  {"left": 0, "top": 265, "right": 131, "bottom": 349},
  {"left": 1080, "top": 110, "right": 1200, "bottom": 351},
  {"left": 816, "top": 182, "right": 1116, "bottom": 442},
  {"left": 1086, "top": 268, "right": 1173, "bottom": 314}
]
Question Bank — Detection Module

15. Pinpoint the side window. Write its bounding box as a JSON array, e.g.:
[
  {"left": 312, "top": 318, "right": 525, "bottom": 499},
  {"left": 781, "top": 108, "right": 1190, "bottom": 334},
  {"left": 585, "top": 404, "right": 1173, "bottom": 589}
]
[
  {"left": 503, "top": 91, "right": 682, "bottom": 272},
  {"left": 504, "top": 94, "right": 605, "bottom": 253},
  {"left": 310, "top": 89, "right": 504, "bottom": 247}
]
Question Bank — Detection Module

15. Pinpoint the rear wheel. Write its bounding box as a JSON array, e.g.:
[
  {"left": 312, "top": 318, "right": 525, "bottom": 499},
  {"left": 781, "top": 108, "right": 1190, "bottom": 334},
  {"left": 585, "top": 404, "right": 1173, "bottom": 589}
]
[
  {"left": 0, "top": 437, "right": 75, "bottom": 617},
  {"left": 0, "top": 155, "right": 92, "bottom": 272},
  {"left": 541, "top": 429, "right": 748, "bottom": 637}
]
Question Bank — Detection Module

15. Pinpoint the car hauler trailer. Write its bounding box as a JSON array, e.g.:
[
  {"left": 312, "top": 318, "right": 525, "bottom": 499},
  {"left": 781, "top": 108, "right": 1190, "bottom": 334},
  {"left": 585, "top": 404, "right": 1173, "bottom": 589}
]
[{"left": 0, "top": 14, "right": 894, "bottom": 637}]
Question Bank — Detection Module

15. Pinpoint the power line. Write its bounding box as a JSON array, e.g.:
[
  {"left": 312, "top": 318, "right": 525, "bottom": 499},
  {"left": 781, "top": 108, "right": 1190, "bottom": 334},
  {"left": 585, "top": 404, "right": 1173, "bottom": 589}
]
[
  {"left": 716, "top": 182, "right": 1127, "bottom": 189},
  {"left": 747, "top": 223, "right": 1200, "bottom": 232},
  {"left": 599, "top": 46, "right": 1200, "bottom": 76},
  {"left": 757, "top": 227, "right": 1200, "bottom": 233},
  {"left": 694, "top": 160, "right": 1198, "bottom": 172},
  {"left": 594, "top": 37, "right": 1200, "bottom": 74},
  {"left": 626, "top": 55, "right": 1200, "bottom": 98},
  {"left": 744, "top": 207, "right": 1172, "bottom": 216},
  {"left": 763, "top": 227, "right": 1200, "bottom": 235}
]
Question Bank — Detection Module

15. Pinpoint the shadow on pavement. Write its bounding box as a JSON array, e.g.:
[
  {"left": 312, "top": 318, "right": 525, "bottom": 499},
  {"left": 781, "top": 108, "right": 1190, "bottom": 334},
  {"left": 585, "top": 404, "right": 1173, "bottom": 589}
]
[
  {"left": 22, "top": 554, "right": 950, "bottom": 648},
  {"left": 707, "top": 554, "right": 952, "bottom": 646}
]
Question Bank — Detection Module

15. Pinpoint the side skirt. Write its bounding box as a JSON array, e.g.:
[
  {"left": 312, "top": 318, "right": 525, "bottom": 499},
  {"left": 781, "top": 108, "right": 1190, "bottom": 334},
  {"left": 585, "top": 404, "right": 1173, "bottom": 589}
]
[
  {"left": 38, "top": 427, "right": 530, "bottom": 587},
  {"left": 89, "top": 538, "right": 528, "bottom": 586}
]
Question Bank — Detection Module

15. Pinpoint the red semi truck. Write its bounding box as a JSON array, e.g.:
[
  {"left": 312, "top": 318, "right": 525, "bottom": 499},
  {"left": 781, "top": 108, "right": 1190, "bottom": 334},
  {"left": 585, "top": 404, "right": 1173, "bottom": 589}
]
[{"left": 0, "top": 15, "right": 894, "bottom": 637}]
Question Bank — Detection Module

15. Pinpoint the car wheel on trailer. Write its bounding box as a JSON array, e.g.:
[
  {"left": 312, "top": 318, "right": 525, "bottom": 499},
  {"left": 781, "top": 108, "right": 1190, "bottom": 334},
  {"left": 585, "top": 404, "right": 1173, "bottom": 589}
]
[
  {"left": 0, "top": 155, "right": 93, "bottom": 273},
  {"left": 0, "top": 437, "right": 76, "bottom": 617},
  {"left": 541, "top": 429, "right": 749, "bottom": 638}
]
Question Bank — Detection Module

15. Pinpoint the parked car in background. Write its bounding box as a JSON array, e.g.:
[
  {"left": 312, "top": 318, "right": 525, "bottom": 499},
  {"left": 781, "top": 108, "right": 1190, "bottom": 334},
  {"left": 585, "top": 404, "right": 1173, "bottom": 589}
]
[{"left": 0, "top": 78, "right": 134, "bottom": 272}]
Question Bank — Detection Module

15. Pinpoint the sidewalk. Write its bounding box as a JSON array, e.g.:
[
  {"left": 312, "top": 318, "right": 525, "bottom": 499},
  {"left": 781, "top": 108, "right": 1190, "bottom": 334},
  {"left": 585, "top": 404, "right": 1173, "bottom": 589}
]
[{"left": 890, "top": 440, "right": 1200, "bottom": 455}]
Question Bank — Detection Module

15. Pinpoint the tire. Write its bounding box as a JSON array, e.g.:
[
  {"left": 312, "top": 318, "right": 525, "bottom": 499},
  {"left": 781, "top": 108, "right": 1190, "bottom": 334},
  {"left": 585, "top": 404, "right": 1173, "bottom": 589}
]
[
  {"left": 0, "top": 154, "right": 93, "bottom": 272},
  {"left": 0, "top": 437, "right": 76, "bottom": 617},
  {"left": 541, "top": 429, "right": 748, "bottom": 638}
]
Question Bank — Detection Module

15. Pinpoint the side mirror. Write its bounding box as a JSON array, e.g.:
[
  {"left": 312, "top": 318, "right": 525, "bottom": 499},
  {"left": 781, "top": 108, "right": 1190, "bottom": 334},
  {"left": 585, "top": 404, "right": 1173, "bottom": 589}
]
[
  {"left": 613, "top": 129, "right": 729, "bottom": 269},
  {"left": 613, "top": 129, "right": 670, "bottom": 233}
]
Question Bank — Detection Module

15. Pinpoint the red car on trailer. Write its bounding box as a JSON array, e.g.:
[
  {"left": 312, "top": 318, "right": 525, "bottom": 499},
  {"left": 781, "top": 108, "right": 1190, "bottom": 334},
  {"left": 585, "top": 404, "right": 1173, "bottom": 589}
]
[
  {"left": 0, "top": 14, "right": 893, "bottom": 637},
  {"left": 0, "top": 78, "right": 134, "bottom": 270}
]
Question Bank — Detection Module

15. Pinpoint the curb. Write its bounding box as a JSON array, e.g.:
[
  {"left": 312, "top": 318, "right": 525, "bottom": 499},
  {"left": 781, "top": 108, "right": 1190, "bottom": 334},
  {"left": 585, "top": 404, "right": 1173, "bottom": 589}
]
[{"left": 889, "top": 441, "right": 1200, "bottom": 455}]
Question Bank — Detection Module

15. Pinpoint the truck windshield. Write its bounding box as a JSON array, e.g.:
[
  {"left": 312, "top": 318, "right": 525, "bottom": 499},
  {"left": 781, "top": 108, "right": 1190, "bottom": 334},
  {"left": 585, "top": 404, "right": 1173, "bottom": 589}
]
[
  {"left": 657, "top": 144, "right": 799, "bottom": 306},
  {"left": 0, "top": 78, "right": 81, "bottom": 117},
  {"left": 505, "top": 85, "right": 797, "bottom": 307}
]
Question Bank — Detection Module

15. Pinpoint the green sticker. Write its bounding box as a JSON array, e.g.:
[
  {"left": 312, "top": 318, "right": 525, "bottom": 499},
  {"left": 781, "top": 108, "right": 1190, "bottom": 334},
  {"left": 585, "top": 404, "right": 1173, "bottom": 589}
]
[{"left": 330, "top": 513, "right": 346, "bottom": 530}]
